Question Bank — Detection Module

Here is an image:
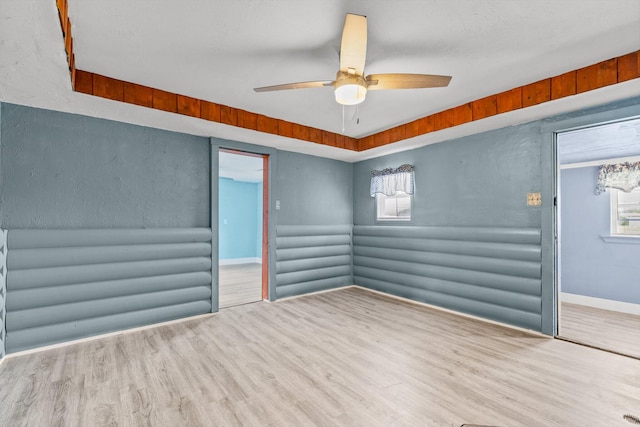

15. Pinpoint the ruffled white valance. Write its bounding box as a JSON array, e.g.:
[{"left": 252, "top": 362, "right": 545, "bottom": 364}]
[
  {"left": 595, "top": 162, "right": 640, "bottom": 195},
  {"left": 370, "top": 164, "right": 415, "bottom": 197}
]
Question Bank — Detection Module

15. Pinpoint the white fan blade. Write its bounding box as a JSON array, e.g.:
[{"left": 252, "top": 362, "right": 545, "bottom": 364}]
[
  {"left": 254, "top": 81, "right": 334, "bottom": 92},
  {"left": 340, "top": 14, "right": 367, "bottom": 76},
  {"left": 366, "top": 73, "right": 452, "bottom": 90}
]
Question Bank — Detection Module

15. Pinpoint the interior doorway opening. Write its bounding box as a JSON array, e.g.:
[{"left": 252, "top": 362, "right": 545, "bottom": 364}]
[
  {"left": 218, "top": 149, "right": 269, "bottom": 308},
  {"left": 556, "top": 117, "right": 640, "bottom": 359}
]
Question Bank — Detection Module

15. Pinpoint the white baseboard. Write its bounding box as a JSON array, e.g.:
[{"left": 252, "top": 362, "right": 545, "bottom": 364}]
[
  {"left": 219, "top": 257, "right": 262, "bottom": 265},
  {"left": 561, "top": 292, "right": 640, "bottom": 315}
]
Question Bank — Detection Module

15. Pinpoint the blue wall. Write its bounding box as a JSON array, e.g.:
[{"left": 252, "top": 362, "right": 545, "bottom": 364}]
[
  {"left": 219, "top": 178, "right": 261, "bottom": 260},
  {"left": 352, "top": 122, "right": 546, "bottom": 331},
  {"left": 275, "top": 151, "right": 353, "bottom": 226},
  {"left": 0, "top": 103, "right": 210, "bottom": 228},
  {"left": 560, "top": 166, "right": 640, "bottom": 304},
  {"left": 354, "top": 122, "right": 542, "bottom": 228}
]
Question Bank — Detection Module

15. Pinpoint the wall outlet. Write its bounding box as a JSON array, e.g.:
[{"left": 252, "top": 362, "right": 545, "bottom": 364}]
[
  {"left": 527, "top": 192, "right": 541, "bottom": 206},
  {"left": 275, "top": 200, "right": 281, "bottom": 211}
]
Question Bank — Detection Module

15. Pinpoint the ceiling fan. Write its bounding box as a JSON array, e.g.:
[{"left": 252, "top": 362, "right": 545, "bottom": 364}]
[{"left": 254, "top": 13, "right": 452, "bottom": 106}]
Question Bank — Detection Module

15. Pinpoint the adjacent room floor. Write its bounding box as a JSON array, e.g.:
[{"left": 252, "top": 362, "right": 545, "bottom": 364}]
[
  {"left": 219, "top": 263, "right": 262, "bottom": 308},
  {"left": 0, "top": 287, "right": 638, "bottom": 426},
  {"left": 559, "top": 302, "right": 640, "bottom": 359}
]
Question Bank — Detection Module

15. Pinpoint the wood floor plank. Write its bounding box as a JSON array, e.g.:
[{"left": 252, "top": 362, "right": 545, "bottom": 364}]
[
  {"left": 0, "top": 287, "right": 638, "bottom": 426},
  {"left": 560, "top": 302, "right": 640, "bottom": 359},
  {"left": 219, "top": 263, "right": 262, "bottom": 308}
]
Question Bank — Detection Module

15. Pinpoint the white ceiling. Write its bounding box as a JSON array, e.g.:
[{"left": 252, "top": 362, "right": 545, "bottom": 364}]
[
  {"left": 1, "top": 0, "right": 640, "bottom": 163},
  {"left": 558, "top": 117, "right": 640, "bottom": 165},
  {"left": 219, "top": 151, "right": 264, "bottom": 183}
]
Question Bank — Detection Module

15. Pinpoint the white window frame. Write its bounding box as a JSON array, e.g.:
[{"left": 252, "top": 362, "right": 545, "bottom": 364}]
[
  {"left": 610, "top": 187, "right": 640, "bottom": 237},
  {"left": 376, "top": 192, "right": 412, "bottom": 222}
]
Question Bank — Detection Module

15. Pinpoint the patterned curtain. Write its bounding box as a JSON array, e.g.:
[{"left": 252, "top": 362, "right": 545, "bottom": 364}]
[
  {"left": 370, "top": 164, "right": 415, "bottom": 197},
  {"left": 595, "top": 162, "right": 640, "bottom": 195}
]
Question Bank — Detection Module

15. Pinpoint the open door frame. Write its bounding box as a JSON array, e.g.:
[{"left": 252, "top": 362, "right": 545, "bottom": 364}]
[
  {"left": 261, "top": 156, "right": 269, "bottom": 300},
  {"left": 540, "top": 102, "right": 640, "bottom": 337},
  {"left": 219, "top": 148, "right": 270, "bottom": 301}
]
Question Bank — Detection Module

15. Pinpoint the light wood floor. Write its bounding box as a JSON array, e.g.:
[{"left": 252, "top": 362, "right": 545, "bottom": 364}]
[
  {"left": 1, "top": 287, "right": 639, "bottom": 426},
  {"left": 560, "top": 302, "right": 640, "bottom": 359},
  {"left": 219, "top": 263, "right": 262, "bottom": 309}
]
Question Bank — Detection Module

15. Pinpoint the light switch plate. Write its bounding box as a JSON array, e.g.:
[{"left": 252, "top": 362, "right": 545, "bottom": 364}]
[{"left": 527, "top": 192, "right": 541, "bottom": 206}]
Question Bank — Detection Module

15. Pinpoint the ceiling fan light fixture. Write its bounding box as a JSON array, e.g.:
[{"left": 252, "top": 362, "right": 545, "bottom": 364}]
[
  {"left": 334, "top": 73, "right": 367, "bottom": 105},
  {"left": 252, "top": 14, "right": 452, "bottom": 107}
]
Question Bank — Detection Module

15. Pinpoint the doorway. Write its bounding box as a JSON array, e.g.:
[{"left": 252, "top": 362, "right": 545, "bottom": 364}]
[
  {"left": 218, "top": 149, "right": 269, "bottom": 308},
  {"left": 556, "top": 117, "right": 640, "bottom": 358}
]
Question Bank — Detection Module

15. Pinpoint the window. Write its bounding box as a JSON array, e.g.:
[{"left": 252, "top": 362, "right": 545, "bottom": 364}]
[
  {"left": 611, "top": 187, "right": 640, "bottom": 236},
  {"left": 370, "top": 163, "right": 414, "bottom": 221},
  {"left": 376, "top": 191, "right": 411, "bottom": 221}
]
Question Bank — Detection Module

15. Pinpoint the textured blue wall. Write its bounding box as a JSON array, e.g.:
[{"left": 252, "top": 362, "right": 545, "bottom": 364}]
[
  {"left": 275, "top": 151, "right": 353, "bottom": 226},
  {"left": 354, "top": 122, "right": 543, "bottom": 228},
  {"left": 219, "top": 178, "right": 261, "bottom": 260},
  {"left": 0, "top": 103, "right": 210, "bottom": 228},
  {"left": 560, "top": 167, "right": 640, "bottom": 304},
  {"left": 352, "top": 122, "right": 546, "bottom": 331}
]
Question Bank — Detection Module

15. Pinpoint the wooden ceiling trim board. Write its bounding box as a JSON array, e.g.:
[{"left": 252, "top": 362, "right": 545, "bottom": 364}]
[
  {"left": 373, "top": 131, "right": 390, "bottom": 147},
  {"left": 177, "top": 95, "right": 201, "bottom": 118},
  {"left": 69, "top": 52, "right": 76, "bottom": 89},
  {"left": 496, "top": 87, "right": 523, "bottom": 114},
  {"left": 56, "top": 0, "right": 76, "bottom": 89},
  {"left": 124, "top": 82, "right": 154, "bottom": 108},
  {"left": 292, "top": 123, "right": 310, "bottom": 141},
  {"left": 55, "top": 1, "right": 640, "bottom": 154},
  {"left": 522, "top": 79, "right": 551, "bottom": 108},
  {"left": 93, "top": 74, "right": 125, "bottom": 102},
  {"left": 419, "top": 115, "right": 435, "bottom": 134},
  {"left": 472, "top": 95, "right": 499, "bottom": 120},
  {"left": 347, "top": 137, "right": 359, "bottom": 151},
  {"left": 257, "top": 114, "right": 279, "bottom": 134},
  {"left": 200, "top": 101, "right": 221, "bottom": 122},
  {"left": 551, "top": 71, "right": 577, "bottom": 100},
  {"left": 359, "top": 135, "right": 374, "bottom": 150},
  {"left": 322, "top": 130, "right": 337, "bottom": 147},
  {"left": 387, "top": 125, "right": 406, "bottom": 144},
  {"left": 617, "top": 51, "right": 639, "bottom": 82},
  {"left": 57, "top": 0, "right": 67, "bottom": 38},
  {"left": 309, "top": 127, "right": 323, "bottom": 145},
  {"left": 64, "top": 17, "right": 72, "bottom": 57},
  {"left": 220, "top": 105, "right": 238, "bottom": 126},
  {"left": 452, "top": 103, "right": 473, "bottom": 126},
  {"left": 152, "top": 88, "right": 178, "bottom": 113},
  {"left": 277, "top": 120, "right": 294, "bottom": 138},
  {"left": 237, "top": 110, "right": 258, "bottom": 130},
  {"left": 74, "top": 70, "right": 93, "bottom": 95},
  {"left": 431, "top": 112, "right": 446, "bottom": 132},
  {"left": 434, "top": 109, "right": 454, "bottom": 131},
  {"left": 405, "top": 119, "right": 422, "bottom": 139},
  {"left": 577, "top": 58, "right": 618, "bottom": 93}
]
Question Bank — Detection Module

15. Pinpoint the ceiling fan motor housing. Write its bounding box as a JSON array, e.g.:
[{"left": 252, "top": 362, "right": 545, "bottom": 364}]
[{"left": 334, "top": 71, "right": 367, "bottom": 105}]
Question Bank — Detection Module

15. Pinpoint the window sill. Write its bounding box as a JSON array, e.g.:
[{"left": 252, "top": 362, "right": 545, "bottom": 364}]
[{"left": 600, "top": 235, "right": 640, "bottom": 245}]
